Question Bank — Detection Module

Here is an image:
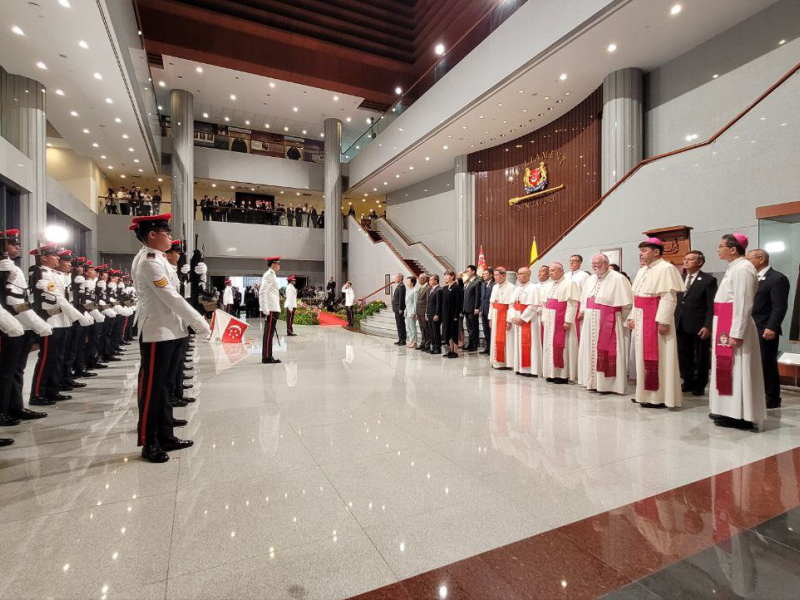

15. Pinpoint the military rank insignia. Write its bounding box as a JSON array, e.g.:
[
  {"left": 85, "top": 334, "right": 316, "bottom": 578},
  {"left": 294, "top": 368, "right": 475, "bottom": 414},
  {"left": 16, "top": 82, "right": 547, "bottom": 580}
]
[{"left": 153, "top": 277, "right": 168, "bottom": 288}]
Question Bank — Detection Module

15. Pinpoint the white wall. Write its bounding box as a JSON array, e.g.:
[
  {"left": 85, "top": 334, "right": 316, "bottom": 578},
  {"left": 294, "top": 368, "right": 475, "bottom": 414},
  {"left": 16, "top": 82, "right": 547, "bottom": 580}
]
[
  {"left": 544, "top": 63, "right": 799, "bottom": 276},
  {"left": 193, "top": 145, "right": 324, "bottom": 191},
  {"left": 645, "top": 0, "right": 800, "bottom": 157},
  {"left": 47, "top": 176, "right": 99, "bottom": 259},
  {"left": 0, "top": 136, "right": 33, "bottom": 192},
  {"left": 386, "top": 170, "right": 457, "bottom": 266},
  {"left": 346, "top": 216, "right": 412, "bottom": 303}
]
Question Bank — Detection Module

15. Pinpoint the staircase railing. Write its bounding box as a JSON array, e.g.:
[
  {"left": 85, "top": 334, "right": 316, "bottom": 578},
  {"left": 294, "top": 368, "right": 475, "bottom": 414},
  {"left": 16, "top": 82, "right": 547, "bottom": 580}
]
[
  {"left": 376, "top": 217, "right": 454, "bottom": 272},
  {"left": 348, "top": 215, "right": 417, "bottom": 276}
]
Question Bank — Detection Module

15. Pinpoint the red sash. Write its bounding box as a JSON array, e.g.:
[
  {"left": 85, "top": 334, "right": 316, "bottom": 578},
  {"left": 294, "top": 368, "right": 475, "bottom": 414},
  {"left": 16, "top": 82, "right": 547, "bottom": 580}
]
[
  {"left": 513, "top": 302, "right": 532, "bottom": 369},
  {"left": 492, "top": 302, "right": 510, "bottom": 363},
  {"left": 545, "top": 298, "right": 568, "bottom": 368},
  {"left": 634, "top": 295, "right": 661, "bottom": 391},
  {"left": 713, "top": 302, "right": 734, "bottom": 396},
  {"left": 586, "top": 297, "right": 621, "bottom": 376}
]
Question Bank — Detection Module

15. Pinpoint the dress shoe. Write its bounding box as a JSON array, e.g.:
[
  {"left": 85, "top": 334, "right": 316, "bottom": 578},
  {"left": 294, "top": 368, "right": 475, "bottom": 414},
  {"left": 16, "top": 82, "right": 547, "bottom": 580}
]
[
  {"left": 287, "top": 333, "right": 298, "bottom": 337},
  {"left": 262, "top": 357, "right": 281, "bottom": 364},
  {"left": 767, "top": 398, "right": 782, "bottom": 409},
  {"left": 104, "top": 355, "right": 121, "bottom": 362},
  {"left": 0, "top": 438, "right": 13, "bottom": 447},
  {"left": 709, "top": 413, "right": 722, "bottom": 420},
  {"left": 171, "top": 398, "right": 188, "bottom": 408},
  {"left": 182, "top": 396, "right": 196, "bottom": 403},
  {"left": 89, "top": 362, "right": 108, "bottom": 369},
  {"left": 171, "top": 418, "right": 188, "bottom": 427},
  {"left": 29, "top": 396, "right": 56, "bottom": 406},
  {"left": 430, "top": 349, "right": 442, "bottom": 355},
  {"left": 691, "top": 390, "right": 705, "bottom": 397},
  {"left": 495, "top": 366, "right": 512, "bottom": 371},
  {"left": 142, "top": 442, "right": 170, "bottom": 463},
  {"left": 714, "top": 418, "right": 754, "bottom": 430},
  {"left": 182, "top": 384, "right": 193, "bottom": 390},
  {"left": 159, "top": 437, "right": 194, "bottom": 452},
  {"left": 76, "top": 370, "right": 98, "bottom": 378},
  {"left": 546, "top": 378, "right": 555, "bottom": 383},
  {"left": 65, "top": 380, "right": 87, "bottom": 389},
  {"left": 480, "top": 349, "right": 490, "bottom": 355},
  {"left": 640, "top": 402, "right": 667, "bottom": 409},
  {"left": 49, "top": 393, "right": 72, "bottom": 401},
  {"left": 445, "top": 351, "right": 458, "bottom": 358},
  {"left": 0, "top": 414, "right": 21, "bottom": 426},
  {"left": 9, "top": 408, "right": 47, "bottom": 420},
  {"left": 183, "top": 366, "right": 194, "bottom": 372},
  {"left": 60, "top": 385, "right": 74, "bottom": 392},
  {"left": 553, "top": 378, "right": 569, "bottom": 384}
]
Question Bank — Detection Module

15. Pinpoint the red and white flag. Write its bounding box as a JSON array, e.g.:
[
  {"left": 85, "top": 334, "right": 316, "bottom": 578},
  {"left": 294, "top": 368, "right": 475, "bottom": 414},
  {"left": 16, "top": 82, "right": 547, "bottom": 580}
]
[
  {"left": 210, "top": 309, "right": 249, "bottom": 343},
  {"left": 477, "top": 244, "right": 488, "bottom": 276}
]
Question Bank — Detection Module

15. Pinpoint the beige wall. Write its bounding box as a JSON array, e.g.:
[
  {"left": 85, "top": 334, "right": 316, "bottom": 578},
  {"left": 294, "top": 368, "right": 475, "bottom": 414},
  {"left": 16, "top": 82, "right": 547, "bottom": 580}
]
[{"left": 46, "top": 147, "right": 107, "bottom": 213}]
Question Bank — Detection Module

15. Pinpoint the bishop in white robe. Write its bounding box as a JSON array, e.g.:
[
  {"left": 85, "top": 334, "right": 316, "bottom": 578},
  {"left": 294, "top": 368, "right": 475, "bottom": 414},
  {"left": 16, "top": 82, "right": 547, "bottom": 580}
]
[
  {"left": 578, "top": 254, "right": 634, "bottom": 394},
  {"left": 629, "top": 238, "right": 684, "bottom": 408},
  {"left": 709, "top": 234, "right": 766, "bottom": 429},
  {"left": 511, "top": 267, "right": 541, "bottom": 377},
  {"left": 541, "top": 262, "right": 579, "bottom": 382},
  {"left": 488, "top": 268, "right": 516, "bottom": 370}
]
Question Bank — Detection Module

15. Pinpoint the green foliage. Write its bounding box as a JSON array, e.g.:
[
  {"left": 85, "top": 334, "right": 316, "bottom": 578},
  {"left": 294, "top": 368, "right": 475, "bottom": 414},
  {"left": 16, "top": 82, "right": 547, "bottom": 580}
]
[
  {"left": 335, "top": 300, "right": 387, "bottom": 329},
  {"left": 279, "top": 302, "right": 319, "bottom": 325}
]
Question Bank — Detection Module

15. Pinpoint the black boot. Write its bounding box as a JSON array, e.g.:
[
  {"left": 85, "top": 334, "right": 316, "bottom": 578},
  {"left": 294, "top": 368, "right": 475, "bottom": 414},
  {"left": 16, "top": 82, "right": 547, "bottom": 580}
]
[{"left": 142, "top": 442, "right": 169, "bottom": 463}]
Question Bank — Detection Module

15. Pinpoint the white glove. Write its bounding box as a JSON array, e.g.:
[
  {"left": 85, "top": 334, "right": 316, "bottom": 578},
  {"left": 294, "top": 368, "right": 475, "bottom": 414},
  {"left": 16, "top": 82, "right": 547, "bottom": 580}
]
[
  {"left": 97, "top": 280, "right": 107, "bottom": 290},
  {"left": 32, "top": 320, "right": 53, "bottom": 337},
  {"left": 73, "top": 275, "right": 86, "bottom": 284},
  {"left": 181, "top": 264, "right": 190, "bottom": 274},
  {"left": 194, "top": 262, "right": 207, "bottom": 275},
  {"left": 0, "top": 310, "right": 24, "bottom": 337},
  {"left": 197, "top": 318, "right": 212, "bottom": 337},
  {"left": 80, "top": 314, "right": 94, "bottom": 327},
  {"left": 103, "top": 308, "right": 116, "bottom": 318},
  {"left": 90, "top": 309, "right": 105, "bottom": 323},
  {"left": 0, "top": 258, "right": 15, "bottom": 272},
  {"left": 36, "top": 279, "right": 50, "bottom": 291}
]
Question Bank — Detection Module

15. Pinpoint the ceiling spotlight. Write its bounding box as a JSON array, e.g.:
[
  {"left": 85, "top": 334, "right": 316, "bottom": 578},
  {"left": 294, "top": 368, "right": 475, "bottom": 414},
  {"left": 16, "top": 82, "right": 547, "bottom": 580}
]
[
  {"left": 269, "top": 81, "right": 275, "bottom": 88},
  {"left": 82, "top": 128, "right": 90, "bottom": 134},
  {"left": 134, "top": 159, "right": 139, "bottom": 163},
  {"left": 12, "top": 26, "right": 25, "bottom": 36},
  {"left": 712, "top": 74, "right": 719, "bottom": 79},
  {"left": 564, "top": 91, "right": 572, "bottom": 96},
  {"left": 607, "top": 43, "right": 617, "bottom": 53},
  {"left": 92, "top": 143, "right": 98, "bottom": 147},
  {"left": 224, "top": 117, "right": 230, "bottom": 122},
  {"left": 395, "top": 174, "right": 400, "bottom": 178},
  {"left": 778, "top": 39, "right": 786, "bottom": 45},
  {"left": 559, "top": 73, "right": 567, "bottom": 81},
  {"left": 292, "top": 107, "right": 298, "bottom": 112},
  {"left": 245, "top": 120, "right": 250, "bottom": 125},
  {"left": 395, "top": 87, "right": 403, "bottom": 95},
  {"left": 196, "top": 66, "right": 203, "bottom": 73},
  {"left": 100, "top": 155, "right": 106, "bottom": 159},
  {"left": 497, "top": 103, "right": 503, "bottom": 107},
  {"left": 373, "top": 187, "right": 378, "bottom": 192},
  {"left": 202, "top": 112, "right": 209, "bottom": 118},
  {"left": 333, "top": 95, "right": 339, "bottom": 101},
  {"left": 265, "top": 123, "right": 270, "bottom": 128},
  {"left": 105, "top": 98, "right": 113, "bottom": 104},
  {"left": 114, "top": 117, "right": 122, "bottom": 123},
  {"left": 346, "top": 117, "right": 352, "bottom": 123},
  {"left": 138, "top": 168, "right": 143, "bottom": 172},
  {"left": 443, "top": 145, "right": 449, "bottom": 150},
  {"left": 128, "top": 147, "right": 134, "bottom": 152},
  {"left": 230, "top": 94, "right": 237, "bottom": 101},
  {"left": 230, "top": 185, "right": 235, "bottom": 189},
  {"left": 157, "top": 178, "right": 163, "bottom": 182},
  {"left": 120, "top": 174, "right": 126, "bottom": 179},
  {"left": 434, "top": 43, "right": 445, "bottom": 56},
  {"left": 283, "top": 126, "right": 289, "bottom": 131},
  {"left": 409, "top": 166, "right": 414, "bottom": 170},
  {"left": 383, "top": 182, "right": 388, "bottom": 186},
  {"left": 58, "top": 0, "right": 71, "bottom": 7},
  {"left": 425, "top": 156, "right": 430, "bottom": 161},
  {"left": 55, "top": 89, "right": 64, "bottom": 96},
  {"left": 36, "top": 61, "right": 47, "bottom": 70},
  {"left": 670, "top": 4, "right": 682, "bottom": 15},
  {"left": 157, "top": 105, "right": 163, "bottom": 110},
  {"left": 46, "top": 142, "right": 53, "bottom": 147},
  {"left": 107, "top": 165, "right": 113, "bottom": 170},
  {"left": 320, "top": 133, "right": 324, "bottom": 137},
  {"left": 158, "top": 81, "right": 165, "bottom": 87},
  {"left": 93, "top": 72, "right": 103, "bottom": 80},
  {"left": 122, "top": 134, "right": 129, "bottom": 139},
  {"left": 302, "top": 130, "right": 307, "bottom": 134}
]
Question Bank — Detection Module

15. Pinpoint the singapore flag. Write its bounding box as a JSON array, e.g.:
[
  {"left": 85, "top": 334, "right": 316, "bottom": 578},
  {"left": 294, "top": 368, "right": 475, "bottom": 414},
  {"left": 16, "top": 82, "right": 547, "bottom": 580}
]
[{"left": 210, "top": 309, "right": 249, "bottom": 343}]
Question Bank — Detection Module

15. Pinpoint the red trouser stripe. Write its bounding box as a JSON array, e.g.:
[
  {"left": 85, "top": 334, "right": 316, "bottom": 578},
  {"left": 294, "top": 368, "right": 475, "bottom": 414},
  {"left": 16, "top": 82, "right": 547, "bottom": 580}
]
[
  {"left": 34, "top": 336, "right": 49, "bottom": 396},
  {"left": 139, "top": 343, "right": 157, "bottom": 446}
]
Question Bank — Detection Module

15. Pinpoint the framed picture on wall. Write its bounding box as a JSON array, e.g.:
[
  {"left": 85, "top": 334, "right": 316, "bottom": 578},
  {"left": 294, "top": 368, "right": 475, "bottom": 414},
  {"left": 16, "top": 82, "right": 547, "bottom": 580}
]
[
  {"left": 601, "top": 248, "right": 622, "bottom": 268},
  {"left": 385, "top": 274, "right": 391, "bottom": 295}
]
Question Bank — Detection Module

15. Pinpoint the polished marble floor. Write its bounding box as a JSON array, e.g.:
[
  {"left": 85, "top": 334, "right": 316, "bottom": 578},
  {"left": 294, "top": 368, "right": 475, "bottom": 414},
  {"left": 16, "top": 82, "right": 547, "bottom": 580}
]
[{"left": 1, "top": 322, "right": 800, "bottom": 599}]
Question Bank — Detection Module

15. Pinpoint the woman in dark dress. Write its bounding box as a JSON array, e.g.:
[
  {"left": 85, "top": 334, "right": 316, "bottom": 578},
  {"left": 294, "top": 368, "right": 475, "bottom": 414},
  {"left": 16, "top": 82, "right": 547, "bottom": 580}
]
[{"left": 440, "top": 270, "right": 463, "bottom": 358}]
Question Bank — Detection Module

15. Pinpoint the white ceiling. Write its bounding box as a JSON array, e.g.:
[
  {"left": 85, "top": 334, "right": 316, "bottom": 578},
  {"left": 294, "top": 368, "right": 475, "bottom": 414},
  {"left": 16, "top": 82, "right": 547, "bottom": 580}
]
[
  {"left": 150, "top": 56, "right": 383, "bottom": 148},
  {"left": 346, "top": 0, "right": 782, "bottom": 197},
  {"left": 0, "top": 0, "right": 158, "bottom": 181}
]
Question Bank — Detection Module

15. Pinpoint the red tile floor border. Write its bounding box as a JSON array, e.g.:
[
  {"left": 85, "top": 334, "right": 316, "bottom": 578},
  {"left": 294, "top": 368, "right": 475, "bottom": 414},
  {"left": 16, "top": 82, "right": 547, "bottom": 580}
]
[{"left": 351, "top": 447, "right": 800, "bottom": 600}]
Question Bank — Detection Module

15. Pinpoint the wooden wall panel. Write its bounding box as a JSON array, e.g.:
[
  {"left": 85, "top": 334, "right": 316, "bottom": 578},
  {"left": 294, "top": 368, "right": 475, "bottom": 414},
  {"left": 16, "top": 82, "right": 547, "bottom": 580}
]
[{"left": 470, "top": 88, "right": 602, "bottom": 269}]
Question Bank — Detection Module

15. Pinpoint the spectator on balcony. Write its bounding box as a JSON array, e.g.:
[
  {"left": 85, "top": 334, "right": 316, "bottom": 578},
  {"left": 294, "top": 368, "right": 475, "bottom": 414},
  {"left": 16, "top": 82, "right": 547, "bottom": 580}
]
[
  {"left": 302, "top": 203, "right": 310, "bottom": 227},
  {"left": 295, "top": 204, "right": 304, "bottom": 227},
  {"left": 129, "top": 188, "right": 141, "bottom": 216},
  {"left": 347, "top": 205, "right": 356, "bottom": 220},
  {"left": 142, "top": 189, "right": 153, "bottom": 216},
  {"left": 104, "top": 188, "right": 118, "bottom": 214},
  {"left": 152, "top": 188, "right": 162, "bottom": 215},
  {"left": 319, "top": 210, "right": 325, "bottom": 228},
  {"left": 200, "top": 195, "right": 212, "bottom": 221},
  {"left": 310, "top": 206, "right": 319, "bottom": 228},
  {"left": 287, "top": 204, "right": 295, "bottom": 227}
]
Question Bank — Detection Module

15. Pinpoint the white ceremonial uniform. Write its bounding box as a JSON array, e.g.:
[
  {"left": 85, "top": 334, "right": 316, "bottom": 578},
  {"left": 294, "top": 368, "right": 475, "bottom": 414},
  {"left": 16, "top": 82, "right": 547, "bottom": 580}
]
[
  {"left": 0, "top": 260, "right": 52, "bottom": 335},
  {"left": 709, "top": 257, "right": 766, "bottom": 425},
  {"left": 488, "top": 280, "right": 516, "bottom": 368},
  {"left": 541, "top": 277, "right": 580, "bottom": 380},
  {"left": 630, "top": 258, "right": 683, "bottom": 407},
  {"left": 132, "top": 246, "right": 210, "bottom": 342},
  {"left": 511, "top": 281, "right": 541, "bottom": 376},
  {"left": 578, "top": 270, "right": 633, "bottom": 394},
  {"left": 223, "top": 286, "right": 234, "bottom": 308},
  {"left": 37, "top": 267, "right": 82, "bottom": 328},
  {"left": 259, "top": 268, "right": 281, "bottom": 314},
  {"left": 285, "top": 283, "right": 297, "bottom": 310},
  {"left": 342, "top": 286, "right": 355, "bottom": 307},
  {"left": 84, "top": 277, "right": 105, "bottom": 323}
]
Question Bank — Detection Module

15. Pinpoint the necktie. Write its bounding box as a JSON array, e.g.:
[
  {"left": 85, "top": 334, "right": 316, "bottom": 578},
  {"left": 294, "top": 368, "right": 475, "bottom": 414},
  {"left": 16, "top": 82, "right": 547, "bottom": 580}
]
[{"left": 685, "top": 274, "right": 694, "bottom": 292}]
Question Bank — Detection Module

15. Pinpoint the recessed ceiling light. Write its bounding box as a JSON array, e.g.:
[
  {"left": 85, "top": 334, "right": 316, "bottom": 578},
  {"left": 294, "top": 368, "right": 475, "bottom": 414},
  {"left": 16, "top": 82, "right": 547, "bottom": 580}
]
[
  {"left": 100, "top": 155, "right": 106, "bottom": 159},
  {"left": 245, "top": 120, "right": 250, "bottom": 125},
  {"left": 383, "top": 182, "right": 388, "bottom": 186},
  {"left": 559, "top": 73, "right": 567, "bottom": 81},
  {"left": 122, "top": 134, "right": 129, "bottom": 139},
  {"left": 518, "top": 90, "right": 525, "bottom": 94},
  {"left": 55, "top": 89, "right": 64, "bottom": 96},
  {"left": 120, "top": 174, "right": 126, "bottom": 179},
  {"left": 36, "top": 61, "right": 47, "bottom": 70},
  {"left": 522, "top": 109, "right": 527, "bottom": 113},
  {"left": 269, "top": 82, "right": 276, "bottom": 88},
  {"left": 564, "top": 91, "right": 571, "bottom": 96},
  {"left": 157, "top": 105, "right": 163, "bottom": 110},
  {"left": 134, "top": 159, "right": 139, "bottom": 163},
  {"left": 12, "top": 26, "right": 25, "bottom": 36},
  {"left": 302, "top": 130, "right": 307, "bottom": 134},
  {"left": 395, "top": 87, "right": 402, "bottom": 95},
  {"left": 712, "top": 74, "right": 719, "bottom": 79},
  {"left": 292, "top": 107, "right": 299, "bottom": 113},
  {"left": 461, "top": 126, "right": 467, "bottom": 129},
  {"left": 346, "top": 117, "right": 352, "bottom": 122},
  {"left": 202, "top": 112, "right": 208, "bottom": 118},
  {"left": 212, "top": 184, "right": 216, "bottom": 188},
  {"left": 333, "top": 95, "right": 339, "bottom": 101},
  {"left": 443, "top": 145, "right": 449, "bottom": 150},
  {"left": 265, "top": 123, "right": 270, "bottom": 128},
  {"left": 196, "top": 66, "right": 203, "bottom": 73},
  {"left": 138, "top": 168, "right": 143, "bottom": 172},
  {"left": 283, "top": 126, "right": 289, "bottom": 131},
  {"left": 59, "top": 0, "right": 71, "bottom": 7},
  {"left": 107, "top": 165, "right": 113, "bottom": 170},
  {"left": 93, "top": 72, "right": 103, "bottom": 80},
  {"left": 78, "top": 40, "right": 89, "bottom": 49},
  {"left": 230, "top": 185, "right": 235, "bottom": 189},
  {"left": 92, "top": 142, "right": 98, "bottom": 147},
  {"left": 158, "top": 178, "right": 163, "bottom": 182},
  {"left": 114, "top": 117, "right": 122, "bottom": 123},
  {"left": 607, "top": 43, "right": 617, "bottom": 53},
  {"left": 497, "top": 103, "right": 503, "bottom": 107},
  {"left": 128, "top": 147, "right": 134, "bottom": 152},
  {"left": 434, "top": 43, "right": 445, "bottom": 55},
  {"left": 46, "top": 142, "right": 53, "bottom": 147},
  {"left": 425, "top": 156, "right": 430, "bottom": 161},
  {"left": 778, "top": 39, "right": 786, "bottom": 45},
  {"left": 230, "top": 94, "right": 237, "bottom": 101},
  {"left": 373, "top": 187, "right": 378, "bottom": 192},
  {"left": 158, "top": 81, "right": 165, "bottom": 87},
  {"left": 670, "top": 4, "right": 682, "bottom": 15},
  {"left": 82, "top": 128, "right": 90, "bottom": 134},
  {"left": 409, "top": 166, "right": 414, "bottom": 170},
  {"left": 105, "top": 98, "right": 113, "bottom": 104},
  {"left": 224, "top": 117, "right": 230, "bottom": 122}
]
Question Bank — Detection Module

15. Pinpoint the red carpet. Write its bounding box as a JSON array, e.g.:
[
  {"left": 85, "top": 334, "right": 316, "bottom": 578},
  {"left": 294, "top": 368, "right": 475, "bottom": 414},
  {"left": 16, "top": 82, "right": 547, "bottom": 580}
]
[{"left": 316, "top": 310, "right": 348, "bottom": 327}]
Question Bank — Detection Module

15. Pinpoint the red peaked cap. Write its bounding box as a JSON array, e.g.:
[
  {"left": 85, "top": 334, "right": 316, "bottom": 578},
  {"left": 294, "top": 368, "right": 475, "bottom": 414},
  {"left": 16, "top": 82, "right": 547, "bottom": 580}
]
[
  {"left": 29, "top": 241, "right": 59, "bottom": 256},
  {"left": 165, "top": 239, "right": 181, "bottom": 253},
  {"left": 129, "top": 213, "right": 172, "bottom": 231},
  {"left": 265, "top": 256, "right": 281, "bottom": 262},
  {"left": 4, "top": 229, "right": 20, "bottom": 242},
  {"left": 57, "top": 249, "right": 73, "bottom": 258},
  {"left": 287, "top": 275, "right": 296, "bottom": 281},
  {"left": 85, "top": 260, "right": 93, "bottom": 267}
]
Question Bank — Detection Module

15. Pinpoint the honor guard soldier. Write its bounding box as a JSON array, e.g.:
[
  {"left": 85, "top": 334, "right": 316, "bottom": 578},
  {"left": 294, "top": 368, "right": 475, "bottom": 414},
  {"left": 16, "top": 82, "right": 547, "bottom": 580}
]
[
  {"left": 259, "top": 256, "right": 282, "bottom": 363},
  {"left": 285, "top": 275, "right": 298, "bottom": 336},
  {"left": 163, "top": 240, "right": 195, "bottom": 413},
  {"left": 57, "top": 250, "right": 92, "bottom": 391},
  {"left": 130, "top": 214, "right": 210, "bottom": 463},
  {"left": 82, "top": 261, "right": 109, "bottom": 371}
]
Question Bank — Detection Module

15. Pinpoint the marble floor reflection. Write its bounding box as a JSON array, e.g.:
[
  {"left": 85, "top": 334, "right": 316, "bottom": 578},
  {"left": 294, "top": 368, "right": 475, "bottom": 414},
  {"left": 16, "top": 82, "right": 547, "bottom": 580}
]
[{"left": 1, "top": 322, "right": 799, "bottom": 599}]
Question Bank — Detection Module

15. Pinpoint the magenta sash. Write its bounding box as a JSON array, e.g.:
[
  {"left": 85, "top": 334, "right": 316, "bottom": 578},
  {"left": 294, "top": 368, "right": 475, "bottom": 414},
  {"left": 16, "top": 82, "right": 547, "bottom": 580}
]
[
  {"left": 545, "top": 298, "right": 568, "bottom": 368},
  {"left": 634, "top": 295, "right": 660, "bottom": 392},
  {"left": 586, "top": 297, "right": 621, "bottom": 376},
  {"left": 713, "top": 302, "right": 734, "bottom": 396}
]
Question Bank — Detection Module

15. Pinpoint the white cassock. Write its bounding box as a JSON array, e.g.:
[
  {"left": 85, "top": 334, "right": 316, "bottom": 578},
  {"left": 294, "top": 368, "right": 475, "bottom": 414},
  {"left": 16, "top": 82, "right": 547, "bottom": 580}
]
[
  {"left": 566, "top": 269, "right": 590, "bottom": 295},
  {"left": 630, "top": 258, "right": 684, "bottom": 407},
  {"left": 488, "top": 280, "right": 515, "bottom": 369},
  {"left": 511, "top": 282, "right": 541, "bottom": 376},
  {"left": 578, "top": 270, "right": 634, "bottom": 394},
  {"left": 709, "top": 257, "right": 766, "bottom": 425},
  {"left": 541, "top": 278, "right": 579, "bottom": 380}
]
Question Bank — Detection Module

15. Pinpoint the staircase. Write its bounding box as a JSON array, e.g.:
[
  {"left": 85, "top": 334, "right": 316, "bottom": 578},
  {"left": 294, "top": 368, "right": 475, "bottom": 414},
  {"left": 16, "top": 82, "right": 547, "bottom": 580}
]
[
  {"left": 367, "top": 230, "right": 426, "bottom": 276},
  {"left": 358, "top": 307, "right": 398, "bottom": 339}
]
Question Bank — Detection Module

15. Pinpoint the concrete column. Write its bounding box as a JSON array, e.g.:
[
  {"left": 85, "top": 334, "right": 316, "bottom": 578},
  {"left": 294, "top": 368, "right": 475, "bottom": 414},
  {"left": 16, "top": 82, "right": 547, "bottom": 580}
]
[
  {"left": 170, "top": 89, "right": 194, "bottom": 245},
  {"left": 454, "top": 155, "right": 476, "bottom": 270},
  {"left": 601, "top": 68, "right": 643, "bottom": 194},
  {"left": 323, "top": 118, "right": 343, "bottom": 289},
  {"left": 0, "top": 69, "right": 47, "bottom": 268}
]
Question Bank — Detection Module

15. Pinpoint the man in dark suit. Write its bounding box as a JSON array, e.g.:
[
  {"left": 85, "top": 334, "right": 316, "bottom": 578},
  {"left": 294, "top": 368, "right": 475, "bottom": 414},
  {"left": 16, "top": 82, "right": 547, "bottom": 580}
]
[
  {"left": 479, "top": 268, "right": 494, "bottom": 355},
  {"left": 326, "top": 277, "right": 336, "bottom": 310},
  {"left": 675, "top": 251, "right": 718, "bottom": 396},
  {"left": 391, "top": 273, "right": 406, "bottom": 346},
  {"left": 747, "top": 249, "right": 790, "bottom": 409},
  {"left": 462, "top": 265, "right": 482, "bottom": 352},
  {"left": 415, "top": 274, "right": 430, "bottom": 350},
  {"left": 426, "top": 275, "right": 442, "bottom": 354}
]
